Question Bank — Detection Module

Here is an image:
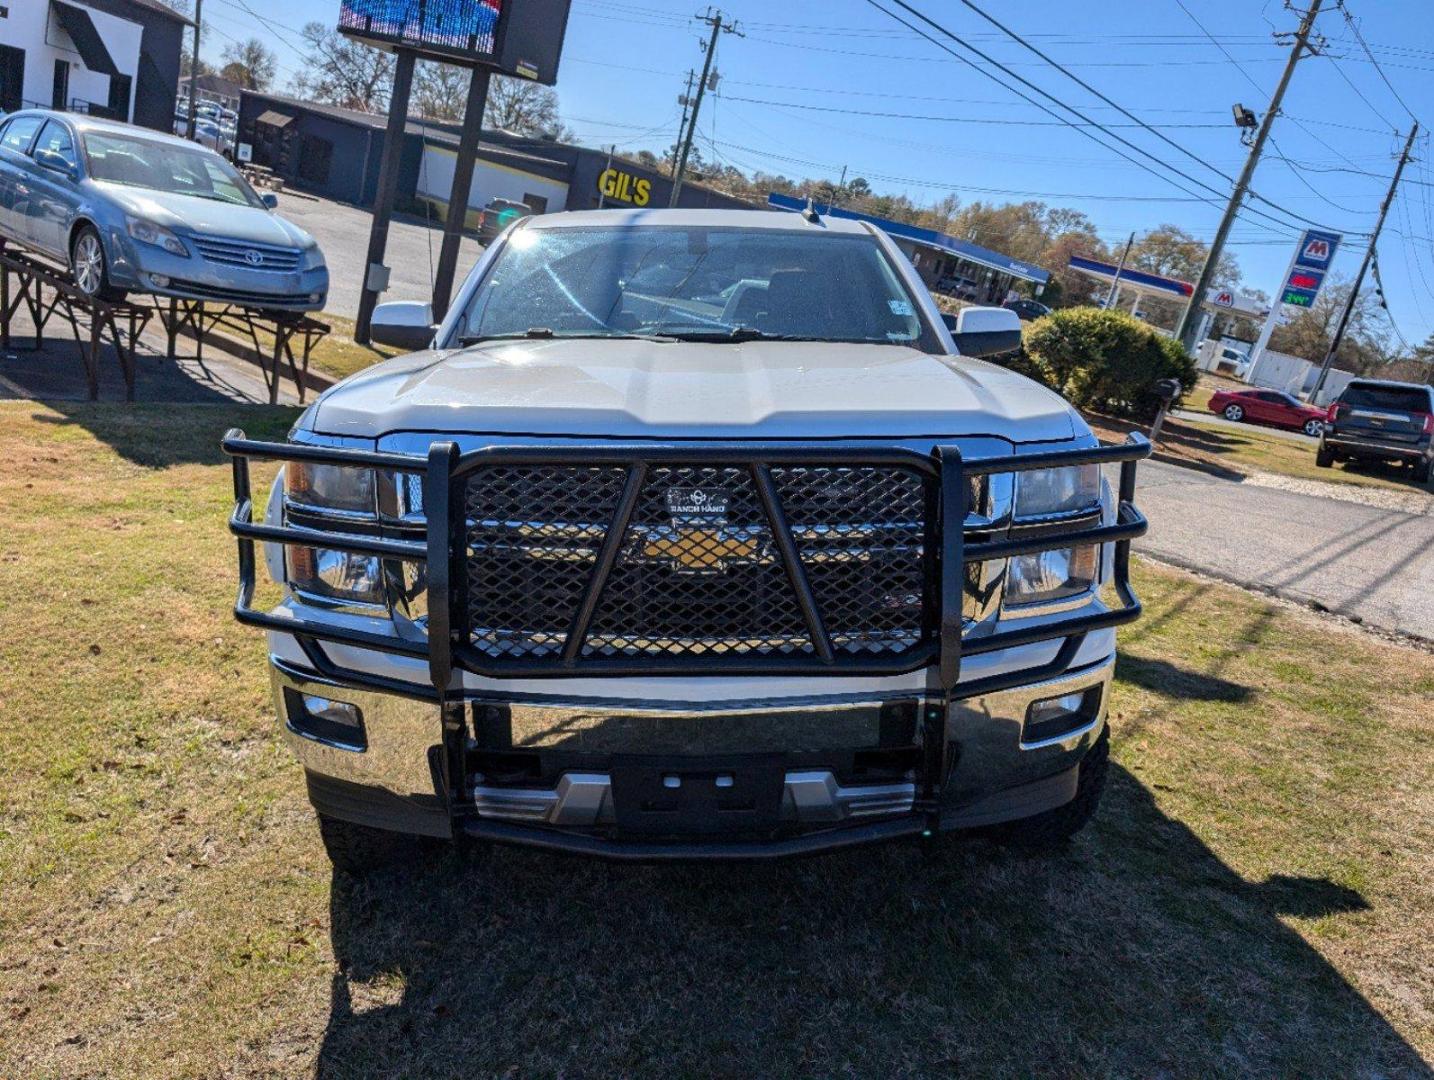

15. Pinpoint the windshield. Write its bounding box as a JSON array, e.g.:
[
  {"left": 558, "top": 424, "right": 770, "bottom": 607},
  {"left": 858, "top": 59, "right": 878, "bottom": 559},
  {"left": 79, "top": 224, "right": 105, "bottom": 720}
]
[
  {"left": 1339, "top": 383, "right": 1432, "bottom": 412},
  {"left": 81, "top": 131, "right": 262, "bottom": 208},
  {"left": 455, "top": 225, "right": 934, "bottom": 347}
]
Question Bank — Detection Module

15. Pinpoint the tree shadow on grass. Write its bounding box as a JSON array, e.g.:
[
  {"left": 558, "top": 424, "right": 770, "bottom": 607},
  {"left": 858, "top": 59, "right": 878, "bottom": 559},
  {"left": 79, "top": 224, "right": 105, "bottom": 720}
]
[
  {"left": 22, "top": 402, "right": 298, "bottom": 469},
  {"left": 314, "top": 767, "right": 1424, "bottom": 1079}
]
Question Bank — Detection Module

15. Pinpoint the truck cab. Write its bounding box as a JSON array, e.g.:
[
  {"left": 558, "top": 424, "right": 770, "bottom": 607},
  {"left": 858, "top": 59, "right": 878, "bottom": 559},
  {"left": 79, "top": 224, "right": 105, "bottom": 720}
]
[{"left": 222, "top": 209, "right": 1149, "bottom": 868}]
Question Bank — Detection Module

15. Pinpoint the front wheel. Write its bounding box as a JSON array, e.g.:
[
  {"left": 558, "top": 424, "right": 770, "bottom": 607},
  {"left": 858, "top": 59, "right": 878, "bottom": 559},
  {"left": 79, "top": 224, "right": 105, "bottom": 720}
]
[
  {"left": 69, "top": 225, "right": 125, "bottom": 302},
  {"left": 1303, "top": 418, "right": 1323, "bottom": 437},
  {"left": 1223, "top": 404, "right": 1244, "bottom": 422}
]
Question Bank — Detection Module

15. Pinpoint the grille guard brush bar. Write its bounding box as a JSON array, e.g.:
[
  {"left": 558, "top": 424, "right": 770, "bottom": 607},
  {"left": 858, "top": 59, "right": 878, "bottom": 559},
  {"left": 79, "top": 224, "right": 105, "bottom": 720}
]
[{"left": 223, "top": 430, "right": 1150, "bottom": 696}]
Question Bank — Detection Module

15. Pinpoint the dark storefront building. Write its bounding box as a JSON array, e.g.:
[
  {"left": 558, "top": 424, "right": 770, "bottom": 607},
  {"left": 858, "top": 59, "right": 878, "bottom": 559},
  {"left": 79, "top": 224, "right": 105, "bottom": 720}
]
[{"left": 237, "top": 91, "right": 750, "bottom": 220}]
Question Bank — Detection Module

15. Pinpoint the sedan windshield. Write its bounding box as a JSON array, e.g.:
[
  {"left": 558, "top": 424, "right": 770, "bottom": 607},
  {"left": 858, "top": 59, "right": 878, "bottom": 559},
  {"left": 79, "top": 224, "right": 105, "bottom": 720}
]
[
  {"left": 81, "top": 131, "right": 261, "bottom": 208},
  {"left": 456, "top": 225, "right": 933, "bottom": 347}
]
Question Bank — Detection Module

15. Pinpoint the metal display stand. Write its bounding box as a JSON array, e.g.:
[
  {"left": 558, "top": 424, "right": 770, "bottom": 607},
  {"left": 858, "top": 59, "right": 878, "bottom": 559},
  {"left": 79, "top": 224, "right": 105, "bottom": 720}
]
[
  {"left": 0, "top": 247, "right": 153, "bottom": 401},
  {"left": 152, "top": 297, "right": 330, "bottom": 405}
]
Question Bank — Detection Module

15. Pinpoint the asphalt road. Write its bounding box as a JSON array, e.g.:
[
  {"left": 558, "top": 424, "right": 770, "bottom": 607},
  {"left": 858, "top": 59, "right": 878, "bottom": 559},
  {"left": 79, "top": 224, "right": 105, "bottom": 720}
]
[
  {"left": 1131, "top": 460, "right": 1433, "bottom": 641},
  {"left": 1171, "top": 409, "right": 1318, "bottom": 445},
  {"left": 276, "top": 195, "right": 486, "bottom": 321}
]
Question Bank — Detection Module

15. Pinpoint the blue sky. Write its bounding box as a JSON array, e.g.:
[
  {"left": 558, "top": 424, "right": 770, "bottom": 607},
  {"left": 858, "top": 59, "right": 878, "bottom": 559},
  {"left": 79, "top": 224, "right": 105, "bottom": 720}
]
[{"left": 199, "top": 0, "right": 1434, "bottom": 347}]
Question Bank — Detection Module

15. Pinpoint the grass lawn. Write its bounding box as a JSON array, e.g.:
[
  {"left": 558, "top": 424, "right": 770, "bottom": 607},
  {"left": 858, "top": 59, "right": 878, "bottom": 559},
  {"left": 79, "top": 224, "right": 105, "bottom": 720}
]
[{"left": 1, "top": 402, "right": 1431, "bottom": 1078}]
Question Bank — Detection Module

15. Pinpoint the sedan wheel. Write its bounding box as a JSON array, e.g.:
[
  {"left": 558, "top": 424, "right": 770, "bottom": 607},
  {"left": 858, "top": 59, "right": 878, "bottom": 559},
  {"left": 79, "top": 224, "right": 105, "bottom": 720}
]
[
  {"left": 1223, "top": 404, "right": 1244, "bottom": 422},
  {"left": 1303, "top": 418, "right": 1323, "bottom": 437},
  {"left": 70, "top": 230, "right": 106, "bottom": 297}
]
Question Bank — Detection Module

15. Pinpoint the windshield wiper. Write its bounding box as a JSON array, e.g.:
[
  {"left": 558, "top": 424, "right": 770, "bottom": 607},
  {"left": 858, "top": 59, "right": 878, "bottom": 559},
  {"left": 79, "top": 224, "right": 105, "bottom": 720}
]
[{"left": 656, "top": 326, "right": 889, "bottom": 344}]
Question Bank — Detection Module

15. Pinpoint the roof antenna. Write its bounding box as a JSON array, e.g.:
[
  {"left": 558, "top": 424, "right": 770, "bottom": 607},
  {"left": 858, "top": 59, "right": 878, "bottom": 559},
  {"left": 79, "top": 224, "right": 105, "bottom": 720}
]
[{"left": 801, "top": 194, "right": 821, "bottom": 223}]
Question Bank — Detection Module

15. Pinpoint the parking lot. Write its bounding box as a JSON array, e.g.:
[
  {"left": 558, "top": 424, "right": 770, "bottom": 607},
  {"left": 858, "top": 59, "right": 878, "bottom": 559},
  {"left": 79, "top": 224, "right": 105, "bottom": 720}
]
[{"left": 273, "top": 195, "right": 485, "bottom": 320}]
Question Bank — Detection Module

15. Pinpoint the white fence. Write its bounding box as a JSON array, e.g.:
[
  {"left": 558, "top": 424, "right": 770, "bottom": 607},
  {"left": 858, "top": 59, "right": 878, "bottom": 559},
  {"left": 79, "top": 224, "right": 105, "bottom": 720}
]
[{"left": 1246, "top": 349, "right": 1355, "bottom": 405}]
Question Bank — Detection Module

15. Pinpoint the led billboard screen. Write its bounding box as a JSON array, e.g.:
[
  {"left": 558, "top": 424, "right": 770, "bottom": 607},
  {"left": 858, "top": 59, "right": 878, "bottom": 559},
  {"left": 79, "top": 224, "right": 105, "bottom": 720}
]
[
  {"left": 337, "top": 0, "right": 570, "bottom": 83},
  {"left": 340, "top": 0, "right": 503, "bottom": 61}
]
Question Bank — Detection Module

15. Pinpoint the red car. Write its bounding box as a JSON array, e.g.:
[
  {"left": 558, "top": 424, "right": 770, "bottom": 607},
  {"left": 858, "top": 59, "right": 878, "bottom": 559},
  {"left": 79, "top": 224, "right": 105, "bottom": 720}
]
[{"left": 1207, "top": 388, "right": 1327, "bottom": 438}]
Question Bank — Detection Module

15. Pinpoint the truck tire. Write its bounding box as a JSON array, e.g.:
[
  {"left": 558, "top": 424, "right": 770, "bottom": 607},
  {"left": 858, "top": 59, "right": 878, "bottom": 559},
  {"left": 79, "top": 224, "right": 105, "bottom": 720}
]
[
  {"left": 316, "top": 813, "right": 409, "bottom": 875},
  {"left": 1315, "top": 445, "right": 1334, "bottom": 468},
  {"left": 990, "top": 726, "right": 1110, "bottom": 849},
  {"left": 1416, "top": 458, "right": 1434, "bottom": 486}
]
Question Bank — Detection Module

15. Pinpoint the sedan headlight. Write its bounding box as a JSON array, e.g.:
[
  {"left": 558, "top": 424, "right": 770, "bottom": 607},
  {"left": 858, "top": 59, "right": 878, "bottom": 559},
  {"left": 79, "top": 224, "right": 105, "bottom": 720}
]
[
  {"left": 283, "top": 462, "right": 382, "bottom": 605},
  {"left": 1015, "top": 464, "right": 1100, "bottom": 519},
  {"left": 126, "top": 216, "right": 189, "bottom": 257}
]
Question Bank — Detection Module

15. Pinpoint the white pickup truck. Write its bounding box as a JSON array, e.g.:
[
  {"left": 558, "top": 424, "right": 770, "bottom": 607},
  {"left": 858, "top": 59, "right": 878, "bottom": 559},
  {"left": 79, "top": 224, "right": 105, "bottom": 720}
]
[{"left": 223, "top": 208, "right": 1149, "bottom": 869}]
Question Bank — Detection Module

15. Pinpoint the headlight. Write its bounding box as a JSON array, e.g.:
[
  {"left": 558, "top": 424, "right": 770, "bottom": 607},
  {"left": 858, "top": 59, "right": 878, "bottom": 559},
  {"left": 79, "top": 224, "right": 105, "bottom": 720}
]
[
  {"left": 300, "top": 245, "right": 326, "bottom": 271},
  {"left": 284, "top": 462, "right": 374, "bottom": 516},
  {"left": 1015, "top": 464, "right": 1100, "bottom": 519},
  {"left": 283, "top": 462, "right": 381, "bottom": 605},
  {"left": 126, "top": 216, "right": 189, "bottom": 257},
  {"left": 286, "top": 546, "right": 384, "bottom": 606},
  {"left": 1005, "top": 545, "right": 1099, "bottom": 607}
]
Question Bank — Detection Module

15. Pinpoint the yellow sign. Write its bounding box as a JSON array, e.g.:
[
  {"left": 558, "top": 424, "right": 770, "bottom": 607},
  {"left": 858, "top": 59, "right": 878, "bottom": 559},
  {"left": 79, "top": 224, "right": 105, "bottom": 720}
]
[{"left": 599, "top": 168, "right": 651, "bottom": 207}]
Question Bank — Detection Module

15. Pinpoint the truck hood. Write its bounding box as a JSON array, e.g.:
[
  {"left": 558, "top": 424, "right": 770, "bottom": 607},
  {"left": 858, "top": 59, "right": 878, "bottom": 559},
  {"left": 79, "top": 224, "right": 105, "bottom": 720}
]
[
  {"left": 93, "top": 184, "right": 316, "bottom": 250},
  {"left": 306, "top": 338, "right": 1078, "bottom": 442}
]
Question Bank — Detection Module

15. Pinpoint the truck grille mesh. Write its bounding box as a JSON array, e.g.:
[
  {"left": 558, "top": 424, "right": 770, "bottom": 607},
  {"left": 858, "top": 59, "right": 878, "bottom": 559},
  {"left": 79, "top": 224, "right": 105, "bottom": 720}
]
[{"left": 461, "top": 464, "right": 957, "bottom": 660}]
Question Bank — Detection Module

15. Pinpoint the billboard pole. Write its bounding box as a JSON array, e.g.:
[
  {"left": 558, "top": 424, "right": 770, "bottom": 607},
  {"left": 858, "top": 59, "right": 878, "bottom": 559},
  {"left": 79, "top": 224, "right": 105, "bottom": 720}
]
[
  {"left": 431, "top": 67, "right": 492, "bottom": 322},
  {"left": 1309, "top": 123, "right": 1417, "bottom": 403},
  {"left": 355, "top": 49, "right": 417, "bottom": 344},
  {"left": 1244, "top": 245, "right": 1304, "bottom": 386}
]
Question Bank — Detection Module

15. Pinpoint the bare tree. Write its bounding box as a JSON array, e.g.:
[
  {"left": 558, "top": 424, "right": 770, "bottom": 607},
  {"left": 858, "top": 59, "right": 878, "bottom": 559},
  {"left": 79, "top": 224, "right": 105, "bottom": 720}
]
[
  {"left": 412, "top": 61, "right": 470, "bottom": 122},
  {"left": 220, "top": 38, "right": 277, "bottom": 91},
  {"left": 484, "top": 76, "right": 568, "bottom": 138},
  {"left": 289, "top": 22, "right": 393, "bottom": 112}
]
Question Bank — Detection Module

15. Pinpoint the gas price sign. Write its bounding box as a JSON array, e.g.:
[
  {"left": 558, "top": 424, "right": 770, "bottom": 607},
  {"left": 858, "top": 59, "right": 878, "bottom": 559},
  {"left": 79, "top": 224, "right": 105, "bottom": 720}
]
[{"left": 1281, "top": 229, "right": 1340, "bottom": 307}]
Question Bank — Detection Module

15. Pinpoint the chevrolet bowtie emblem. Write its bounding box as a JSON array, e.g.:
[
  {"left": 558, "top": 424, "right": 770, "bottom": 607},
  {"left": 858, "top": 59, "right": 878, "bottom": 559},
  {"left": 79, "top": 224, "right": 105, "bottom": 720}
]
[{"left": 640, "top": 525, "right": 767, "bottom": 573}]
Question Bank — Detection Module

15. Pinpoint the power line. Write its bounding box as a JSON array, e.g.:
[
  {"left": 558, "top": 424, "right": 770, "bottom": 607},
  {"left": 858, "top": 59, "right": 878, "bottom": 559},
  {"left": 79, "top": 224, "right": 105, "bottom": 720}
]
[
  {"left": 860, "top": 0, "right": 1341, "bottom": 239},
  {"left": 1337, "top": 1, "right": 1420, "bottom": 123}
]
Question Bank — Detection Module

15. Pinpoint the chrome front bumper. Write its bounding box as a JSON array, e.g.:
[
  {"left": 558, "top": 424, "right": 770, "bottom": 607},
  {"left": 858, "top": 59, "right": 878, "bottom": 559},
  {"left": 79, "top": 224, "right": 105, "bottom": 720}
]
[{"left": 271, "top": 651, "right": 1115, "bottom": 850}]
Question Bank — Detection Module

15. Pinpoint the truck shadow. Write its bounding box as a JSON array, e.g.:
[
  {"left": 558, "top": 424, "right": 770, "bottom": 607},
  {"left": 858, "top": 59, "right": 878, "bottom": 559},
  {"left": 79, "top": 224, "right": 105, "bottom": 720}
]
[
  {"left": 20, "top": 401, "right": 297, "bottom": 468},
  {"left": 313, "top": 765, "right": 1424, "bottom": 1078}
]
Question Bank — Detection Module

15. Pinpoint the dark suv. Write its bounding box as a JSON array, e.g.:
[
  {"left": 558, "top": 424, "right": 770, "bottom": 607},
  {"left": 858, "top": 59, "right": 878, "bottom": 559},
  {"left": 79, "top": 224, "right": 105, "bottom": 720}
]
[{"left": 1317, "top": 378, "right": 1434, "bottom": 484}]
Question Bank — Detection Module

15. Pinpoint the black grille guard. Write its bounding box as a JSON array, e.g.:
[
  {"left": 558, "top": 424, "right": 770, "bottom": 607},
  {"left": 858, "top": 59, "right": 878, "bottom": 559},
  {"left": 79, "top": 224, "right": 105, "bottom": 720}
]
[
  {"left": 223, "top": 431, "right": 1149, "bottom": 693},
  {"left": 224, "top": 431, "right": 1149, "bottom": 827}
]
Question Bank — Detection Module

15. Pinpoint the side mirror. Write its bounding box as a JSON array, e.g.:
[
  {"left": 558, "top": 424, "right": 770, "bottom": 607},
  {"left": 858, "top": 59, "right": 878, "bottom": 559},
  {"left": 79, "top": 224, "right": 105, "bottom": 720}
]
[
  {"left": 370, "top": 301, "right": 437, "bottom": 352},
  {"left": 260, "top": 192, "right": 278, "bottom": 209},
  {"left": 34, "top": 149, "right": 76, "bottom": 180},
  {"left": 949, "top": 306, "right": 1022, "bottom": 358}
]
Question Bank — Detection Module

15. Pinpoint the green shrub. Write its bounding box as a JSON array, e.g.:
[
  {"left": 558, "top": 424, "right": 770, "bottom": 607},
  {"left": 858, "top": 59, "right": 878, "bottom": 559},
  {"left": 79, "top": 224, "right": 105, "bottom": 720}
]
[{"left": 1017, "top": 307, "right": 1199, "bottom": 419}]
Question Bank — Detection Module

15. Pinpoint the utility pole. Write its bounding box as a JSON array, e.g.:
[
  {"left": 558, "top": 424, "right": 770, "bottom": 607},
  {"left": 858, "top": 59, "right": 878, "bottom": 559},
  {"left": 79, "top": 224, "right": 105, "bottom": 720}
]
[
  {"left": 1175, "top": 0, "right": 1324, "bottom": 353},
  {"left": 670, "top": 69, "right": 695, "bottom": 180},
  {"left": 185, "top": 0, "right": 202, "bottom": 142},
  {"left": 669, "top": 9, "right": 740, "bottom": 207},
  {"left": 1309, "top": 123, "right": 1418, "bottom": 402},
  {"left": 1105, "top": 232, "right": 1134, "bottom": 310}
]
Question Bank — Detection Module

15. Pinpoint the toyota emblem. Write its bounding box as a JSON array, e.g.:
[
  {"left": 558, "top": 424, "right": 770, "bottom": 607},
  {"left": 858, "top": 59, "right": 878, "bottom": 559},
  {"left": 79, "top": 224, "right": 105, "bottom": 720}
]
[{"left": 244, "top": 249, "right": 264, "bottom": 267}]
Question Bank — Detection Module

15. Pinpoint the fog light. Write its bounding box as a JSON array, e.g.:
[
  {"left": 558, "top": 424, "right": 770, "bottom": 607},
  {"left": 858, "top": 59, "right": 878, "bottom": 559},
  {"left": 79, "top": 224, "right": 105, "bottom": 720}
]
[
  {"left": 149, "top": 274, "right": 170, "bottom": 288},
  {"left": 283, "top": 688, "right": 365, "bottom": 749},
  {"left": 1023, "top": 689, "right": 1094, "bottom": 745},
  {"left": 310, "top": 291, "right": 324, "bottom": 303}
]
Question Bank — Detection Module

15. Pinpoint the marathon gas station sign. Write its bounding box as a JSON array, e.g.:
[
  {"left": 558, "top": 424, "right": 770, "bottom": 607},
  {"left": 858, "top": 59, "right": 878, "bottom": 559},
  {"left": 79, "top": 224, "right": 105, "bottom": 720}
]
[{"left": 1280, "top": 229, "right": 1341, "bottom": 308}]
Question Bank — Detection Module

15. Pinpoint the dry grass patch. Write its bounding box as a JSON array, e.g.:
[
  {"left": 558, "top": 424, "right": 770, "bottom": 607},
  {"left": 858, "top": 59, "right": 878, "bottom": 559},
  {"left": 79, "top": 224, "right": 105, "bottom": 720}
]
[{"left": 0, "top": 402, "right": 1431, "bottom": 1078}]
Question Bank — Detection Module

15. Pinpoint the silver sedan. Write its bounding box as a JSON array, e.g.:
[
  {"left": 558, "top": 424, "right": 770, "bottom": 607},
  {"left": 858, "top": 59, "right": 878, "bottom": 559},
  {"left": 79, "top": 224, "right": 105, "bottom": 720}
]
[{"left": 0, "top": 109, "right": 327, "bottom": 311}]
